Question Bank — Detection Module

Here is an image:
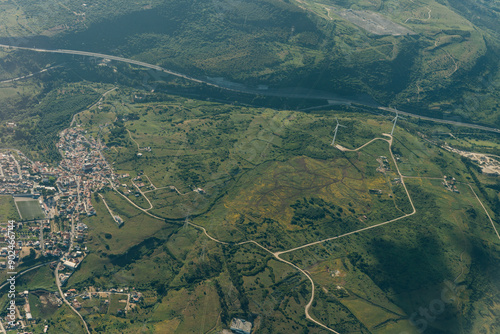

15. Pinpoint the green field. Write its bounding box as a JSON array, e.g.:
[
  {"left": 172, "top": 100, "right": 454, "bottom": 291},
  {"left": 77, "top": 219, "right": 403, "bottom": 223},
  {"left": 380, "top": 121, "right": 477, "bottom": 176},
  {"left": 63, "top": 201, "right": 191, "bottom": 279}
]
[
  {"left": 0, "top": 195, "right": 19, "bottom": 222},
  {"left": 3, "top": 87, "right": 498, "bottom": 333},
  {"left": 0, "top": 0, "right": 497, "bottom": 135},
  {"left": 49, "top": 89, "right": 497, "bottom": 333},
  {"left": 14, "top": 198, "right": 45, "bottom": 221}
]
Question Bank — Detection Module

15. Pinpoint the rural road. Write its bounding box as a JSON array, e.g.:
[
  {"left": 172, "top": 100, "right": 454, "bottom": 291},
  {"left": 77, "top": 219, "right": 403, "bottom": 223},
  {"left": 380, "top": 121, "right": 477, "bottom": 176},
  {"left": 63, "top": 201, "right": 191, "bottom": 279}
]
[
  {"left": 55, "top": 263, "right": 91, "bottom": 334},
  {"left": 276, "top": 134, "right": 417, "bottom": 257},
  {"left": 1, "top": 43, "right": 496, "bottom": 333},
  {"left": 187, "top": 222, "right": 341, "bottom": 333},
  {"left": 0, "top": 65, "right": 60, "bottom": 84},
  {"left": 468, "top": 184, "right": 500, "bottom": 241},
  {"left": 186, "top": 134, "right": 418, "bottom": 334},
  {"left": 70, "top": 86, "right": 117, "bottom": 127},
  {"left": 1, "top": 44, "right": 499, "bottom": 134},
  {"left": 0, "top": 261, "right": 55, "bottom": 290}
]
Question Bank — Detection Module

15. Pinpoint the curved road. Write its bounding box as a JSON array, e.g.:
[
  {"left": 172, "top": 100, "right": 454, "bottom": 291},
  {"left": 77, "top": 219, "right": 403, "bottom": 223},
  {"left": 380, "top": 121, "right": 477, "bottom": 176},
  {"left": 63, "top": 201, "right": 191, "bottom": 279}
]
[
  {"left": 0, "top": 65, "right": 60, "bottom": 84},
  {"left": 98, "top": 134, "right": 418, "bottom": 333},
  {"left": 0, "top": 261, "right": 55, "bottom": 290},
  {"left": 55, "top": 263, "right": 91, "bottom": 334},
  {"left": 70, "top": 86, "right": 117, "bottom": 127},
  {"left": 0, "top": 44, "right": 499, "bottom": 134},
  {"left": 1, "top": 43, "right": 494, "bottom": 332},
  {"left": 186, "top": 134, "right": 418, "bottom": 334}
]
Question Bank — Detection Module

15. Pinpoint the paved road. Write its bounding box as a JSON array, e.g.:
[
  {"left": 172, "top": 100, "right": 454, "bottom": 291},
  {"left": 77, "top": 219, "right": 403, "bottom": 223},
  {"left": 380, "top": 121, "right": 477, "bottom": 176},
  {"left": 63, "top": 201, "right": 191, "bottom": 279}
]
[
  {"left": 276, "top": 134, "right": 417, "bottom": 256},
  {"left": 70, "top": 86, "right": 117, "bottom": 127},
  {"left": 107, "top": 179, "right": 164, "bottom": 220},
  {"left": 188, "top": 134, "right": 421, "bottom": 333},
  {"left": 186, "top": 222, "right": 341, "bottom": 333},
  {"left": 378, "top": 107, "right": 500, "bottom": 133},
  {"left": 108, "top": 133, "right": 498, "bottom": 333},
  {"left": 133, "top": 134, "right": 419, "bottom": 334},
  {"left": 55, "top": 263, "right": 91, "bottom": 334},
  {"left": 3, "top": 43, "right": 494, "bottom": 332},
  {"left": 0, "top": 44, "right": 219, "bottom": 87},
  {"left": 1, "top": 44, "right": 499, "bottom": 134}
]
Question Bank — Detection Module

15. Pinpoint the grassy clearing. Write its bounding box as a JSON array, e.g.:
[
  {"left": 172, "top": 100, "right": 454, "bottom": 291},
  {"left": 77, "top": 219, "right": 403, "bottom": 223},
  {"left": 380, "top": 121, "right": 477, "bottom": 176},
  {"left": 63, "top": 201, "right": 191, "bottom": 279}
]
[
  {"left": 391, "top": 126, "right": 471, "bottom": 180},
  {"left": 81, "top": 190, "right": 169, "bottom": 255},
  {"left": 16, "top": 265, "right": 57, "bottom": 292},
  {"left": 278, "top": 149, "right": 499, "bottom": 332},
  {"left": 0, "top": 195, "right": 19, "bottom": 222},
  {"left": 151, "top": 283, "right": 220, "bottom": 333}
]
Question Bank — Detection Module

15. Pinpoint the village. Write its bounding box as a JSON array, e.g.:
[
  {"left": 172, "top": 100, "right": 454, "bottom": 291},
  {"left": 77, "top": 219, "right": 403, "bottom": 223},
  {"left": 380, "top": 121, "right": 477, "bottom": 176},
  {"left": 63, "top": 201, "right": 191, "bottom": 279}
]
[
  {"left": 0, "top": 282, "right": 144, "bottom": 333},
  {"left": 0, "top": 127, "right": 124, "bottom": 332}
]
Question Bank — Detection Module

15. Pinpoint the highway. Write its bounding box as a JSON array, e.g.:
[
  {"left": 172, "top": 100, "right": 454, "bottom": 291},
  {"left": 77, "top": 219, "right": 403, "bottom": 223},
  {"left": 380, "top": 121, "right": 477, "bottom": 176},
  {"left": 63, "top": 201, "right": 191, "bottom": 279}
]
[
  {"left": 378, "top": 107, "right": 500, "bottom": 134},
  {"left": 1, "top": 44, "right": 499, "bottom": 134},
  {"left": 0, "top": 44, "right": 221, "bottom": 88}
]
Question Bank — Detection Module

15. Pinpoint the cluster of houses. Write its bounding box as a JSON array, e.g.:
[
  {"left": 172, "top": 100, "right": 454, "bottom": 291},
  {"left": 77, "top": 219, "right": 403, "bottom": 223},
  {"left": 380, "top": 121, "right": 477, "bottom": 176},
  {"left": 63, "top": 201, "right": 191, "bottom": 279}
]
[
  {"left": 1, "top": 127, "right": 118, "bottom": 218},
  {"left": 376, "top": 155, "right": 391, "bottom": 173},
  {"left": 442, "top": 175, "right": 460, "bottom": 193},
  {"left": 0, "top": 151, "right": 34, "bottom": 194},
  {"left": 55, "top": 127, "right": 118, "bottom": 217}
]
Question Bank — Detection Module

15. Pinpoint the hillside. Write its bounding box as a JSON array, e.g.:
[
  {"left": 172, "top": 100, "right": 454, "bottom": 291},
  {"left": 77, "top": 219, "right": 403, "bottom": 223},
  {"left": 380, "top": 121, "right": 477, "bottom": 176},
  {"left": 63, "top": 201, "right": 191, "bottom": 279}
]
[
  {"left": 57, "top": 92, "right": 500, "bottom": 333},
  {"left": 0, "top": 3, "right": 499, "bottom": 333},
  {"left": 0, "top": 0, "right": 498, "bottom": 126}
]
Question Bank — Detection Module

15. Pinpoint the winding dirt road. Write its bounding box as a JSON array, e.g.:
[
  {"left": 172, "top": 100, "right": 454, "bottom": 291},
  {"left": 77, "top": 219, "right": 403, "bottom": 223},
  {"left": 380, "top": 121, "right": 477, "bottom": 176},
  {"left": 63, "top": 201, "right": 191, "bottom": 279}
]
[{"left": 186, "top": 134, "right": 418, "bottom": 333}]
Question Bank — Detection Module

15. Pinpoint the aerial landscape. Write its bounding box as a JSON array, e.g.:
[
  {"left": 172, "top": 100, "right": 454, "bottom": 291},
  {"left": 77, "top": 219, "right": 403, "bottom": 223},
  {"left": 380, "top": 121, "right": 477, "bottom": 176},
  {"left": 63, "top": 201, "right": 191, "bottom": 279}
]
[{"left": 0, "top": 0, "right": 499, "bottom": 333}]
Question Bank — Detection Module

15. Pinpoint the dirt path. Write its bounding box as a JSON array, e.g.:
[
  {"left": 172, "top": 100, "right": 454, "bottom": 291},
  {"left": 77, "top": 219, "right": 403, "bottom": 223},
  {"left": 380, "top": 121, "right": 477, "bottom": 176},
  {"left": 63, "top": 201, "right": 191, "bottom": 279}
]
[
  {"left": 126, "top": 129, "right": 140, "bottom": 150},
  {"left": 184, "top": 134, "right": 417, "bottom": 333},
  {"left": 130, "top": 179, "right": 154, "bottom": 210},
  {"left": 107, "top": 131, "right": 497, "bottom": 332},
  {"left": 405, "top": 6, "right": 431, "bottom": 23},
  {"left": 468, "top": 184, "right": 500, "bottom": 240},
  {"left": 70, "top": 87, "right": 117, "bottom": 127},
  {"left": 108, "top": 133, "right": 417, "bottom": 333}
]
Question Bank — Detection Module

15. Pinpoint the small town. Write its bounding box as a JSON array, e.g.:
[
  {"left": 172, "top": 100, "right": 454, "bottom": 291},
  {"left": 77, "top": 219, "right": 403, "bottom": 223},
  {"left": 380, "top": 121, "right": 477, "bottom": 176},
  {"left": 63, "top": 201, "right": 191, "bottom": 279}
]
[{"left": 0, "top": 127, "right": 122, "bottom": 332}]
